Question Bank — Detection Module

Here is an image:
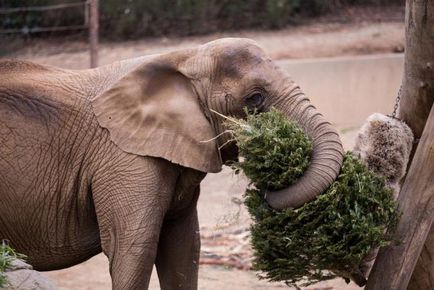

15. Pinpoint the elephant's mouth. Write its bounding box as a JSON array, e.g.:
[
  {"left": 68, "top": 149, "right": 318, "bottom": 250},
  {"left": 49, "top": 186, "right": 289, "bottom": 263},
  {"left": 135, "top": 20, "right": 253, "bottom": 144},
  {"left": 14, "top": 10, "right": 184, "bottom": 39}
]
[{"left": 220, "top": 140, "right": 239, "bottom": 164}]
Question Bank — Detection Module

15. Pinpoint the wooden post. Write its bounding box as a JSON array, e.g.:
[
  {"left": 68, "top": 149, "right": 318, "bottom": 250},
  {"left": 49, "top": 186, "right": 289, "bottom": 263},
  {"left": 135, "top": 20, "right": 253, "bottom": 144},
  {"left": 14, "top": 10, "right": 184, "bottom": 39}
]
[
  {"left": 89, "top": 0, "right": 98, "bottom": 68},
  {"left": 398, "top": 0, "right": 434, "bottom": 139},
  {"left": 366, "top": 106, "right": 434, "bottom": 289},
  {"left": 404, "top": 1, "right": 434, "bottom": 288},
  {"left": 366, "top": 0, "right": 434, "bottom": 289}
]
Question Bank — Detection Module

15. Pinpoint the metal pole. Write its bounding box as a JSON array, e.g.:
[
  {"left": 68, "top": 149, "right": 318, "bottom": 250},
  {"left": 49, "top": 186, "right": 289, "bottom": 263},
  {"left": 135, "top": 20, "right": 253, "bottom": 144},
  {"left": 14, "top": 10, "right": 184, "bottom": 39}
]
[{"left": 89, "top": 0, "right": 98, "bottom": 68}]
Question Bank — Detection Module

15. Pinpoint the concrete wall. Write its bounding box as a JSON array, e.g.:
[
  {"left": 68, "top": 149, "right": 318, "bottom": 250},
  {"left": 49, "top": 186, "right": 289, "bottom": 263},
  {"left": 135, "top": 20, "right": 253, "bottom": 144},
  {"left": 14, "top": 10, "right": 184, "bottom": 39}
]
[{"left": 278, "top": 54, "right": 404, "bottom": 127}]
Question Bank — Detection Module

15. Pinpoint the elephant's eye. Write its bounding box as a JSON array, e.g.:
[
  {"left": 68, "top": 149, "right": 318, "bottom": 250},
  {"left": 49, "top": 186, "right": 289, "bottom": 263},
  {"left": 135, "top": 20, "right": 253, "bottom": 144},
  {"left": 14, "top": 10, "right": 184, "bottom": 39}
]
[{"left": 245, "top": 93, "right": 264, "bottom": 109}]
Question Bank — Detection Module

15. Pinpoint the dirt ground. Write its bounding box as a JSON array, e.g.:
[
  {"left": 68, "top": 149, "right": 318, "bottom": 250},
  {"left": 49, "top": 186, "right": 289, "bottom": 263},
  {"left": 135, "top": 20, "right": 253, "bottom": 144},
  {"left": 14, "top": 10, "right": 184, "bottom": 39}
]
[
  {"left": 6, "top": 22, "right": 404, "bottom": 70},
  {"left": 4, "top": 11, "right": 404, "bottom": 290}
]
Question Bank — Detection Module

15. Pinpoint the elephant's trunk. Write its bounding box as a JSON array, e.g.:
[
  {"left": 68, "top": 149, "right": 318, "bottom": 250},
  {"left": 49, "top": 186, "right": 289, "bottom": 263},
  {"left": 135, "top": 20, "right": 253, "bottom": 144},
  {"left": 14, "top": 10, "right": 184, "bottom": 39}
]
[{"left": 266, "top": 86, "right": 344, "bottom": 209}]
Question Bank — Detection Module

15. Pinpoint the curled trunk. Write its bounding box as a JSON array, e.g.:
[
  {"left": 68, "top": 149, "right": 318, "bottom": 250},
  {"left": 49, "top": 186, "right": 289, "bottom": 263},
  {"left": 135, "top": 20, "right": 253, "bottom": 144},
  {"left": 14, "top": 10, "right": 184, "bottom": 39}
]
[{"left": 266, "top": 88, "right": 344, "bottom": 209}]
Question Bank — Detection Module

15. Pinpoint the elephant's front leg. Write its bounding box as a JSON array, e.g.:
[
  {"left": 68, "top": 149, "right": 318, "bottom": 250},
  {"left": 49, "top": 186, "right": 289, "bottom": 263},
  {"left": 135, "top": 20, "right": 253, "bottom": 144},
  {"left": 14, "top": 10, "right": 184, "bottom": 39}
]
[
  {"left": 155, "top": 187, "right": 201, "bottom": 290},
  {"left": 92, "top": 157, "right": 180, "bottom": 290}
]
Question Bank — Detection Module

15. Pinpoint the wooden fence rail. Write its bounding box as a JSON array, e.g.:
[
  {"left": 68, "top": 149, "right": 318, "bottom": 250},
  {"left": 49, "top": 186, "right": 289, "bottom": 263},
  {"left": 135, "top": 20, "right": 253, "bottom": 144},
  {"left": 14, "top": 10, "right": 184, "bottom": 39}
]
[{"left": 0, "top": 2, "right": 86, "bottom": 14}]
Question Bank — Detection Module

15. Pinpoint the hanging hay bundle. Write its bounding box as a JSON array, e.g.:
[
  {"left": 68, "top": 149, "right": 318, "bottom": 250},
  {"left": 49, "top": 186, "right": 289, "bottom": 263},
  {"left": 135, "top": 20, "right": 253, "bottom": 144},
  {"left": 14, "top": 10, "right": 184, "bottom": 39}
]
[{"left": 226, "top": 108, "right": 399, "bottom": 287}]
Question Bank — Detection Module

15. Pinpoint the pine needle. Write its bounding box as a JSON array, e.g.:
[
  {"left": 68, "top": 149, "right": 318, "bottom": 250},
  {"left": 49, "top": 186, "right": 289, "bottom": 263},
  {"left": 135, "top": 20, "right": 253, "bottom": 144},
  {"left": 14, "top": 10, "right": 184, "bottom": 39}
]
[{"left": 229, "top": 108, "right": 399, "bottom": 287}]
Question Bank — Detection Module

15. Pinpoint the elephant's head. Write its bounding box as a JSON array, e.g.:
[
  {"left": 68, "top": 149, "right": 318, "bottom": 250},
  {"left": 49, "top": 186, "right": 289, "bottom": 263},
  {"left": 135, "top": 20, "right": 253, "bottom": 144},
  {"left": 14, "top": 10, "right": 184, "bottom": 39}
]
[{"left": 92, "top": 38, "right": 344, "bottom": 209}]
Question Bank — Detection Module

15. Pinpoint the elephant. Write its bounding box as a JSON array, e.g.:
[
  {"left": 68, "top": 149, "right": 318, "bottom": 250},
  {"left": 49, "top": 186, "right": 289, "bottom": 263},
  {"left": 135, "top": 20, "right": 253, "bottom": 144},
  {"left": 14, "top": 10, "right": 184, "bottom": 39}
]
[{"left": 0, "top": 38, "right": 343, "bottom": 289}]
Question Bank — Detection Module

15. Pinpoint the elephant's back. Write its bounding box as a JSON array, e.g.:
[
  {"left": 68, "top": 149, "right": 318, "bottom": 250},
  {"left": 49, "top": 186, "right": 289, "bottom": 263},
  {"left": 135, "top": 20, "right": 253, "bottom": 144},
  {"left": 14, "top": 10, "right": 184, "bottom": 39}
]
[
  {"left": 0, "top": 59, "right": 61, "bottom": 74},
  {"left": 0, "top": 58, "right": 89, "bottom": 109}
]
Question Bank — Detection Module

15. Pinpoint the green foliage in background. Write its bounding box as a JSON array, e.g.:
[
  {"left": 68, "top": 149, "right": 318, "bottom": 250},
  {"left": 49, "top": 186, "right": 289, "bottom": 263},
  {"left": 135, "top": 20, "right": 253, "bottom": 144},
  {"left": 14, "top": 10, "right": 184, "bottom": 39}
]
[
  {"left": 0, "top": 241, "right": 26, "bottom": 288},
  {"left": 229, "top": 109, "right": 399, "bottom": 287},
  {"left": 0, "top": 0, "right": 402, "bottom": 39}
]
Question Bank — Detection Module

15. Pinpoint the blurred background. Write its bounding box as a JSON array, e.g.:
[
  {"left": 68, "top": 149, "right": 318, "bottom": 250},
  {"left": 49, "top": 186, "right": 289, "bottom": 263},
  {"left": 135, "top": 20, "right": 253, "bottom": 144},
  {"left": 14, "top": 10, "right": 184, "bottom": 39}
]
[
  {"left": 0, "top": 1, "right": 403, "bottom": 38},
  {"left": 0, "top": 1, "right": 405, "bottom": 289}
]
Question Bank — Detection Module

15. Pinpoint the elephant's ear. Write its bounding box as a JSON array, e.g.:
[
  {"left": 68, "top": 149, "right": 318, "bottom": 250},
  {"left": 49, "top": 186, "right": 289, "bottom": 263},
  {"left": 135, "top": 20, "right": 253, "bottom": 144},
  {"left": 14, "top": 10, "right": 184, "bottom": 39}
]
[{"left": 91, "top": 53, "right": 222, "bottom": 173}]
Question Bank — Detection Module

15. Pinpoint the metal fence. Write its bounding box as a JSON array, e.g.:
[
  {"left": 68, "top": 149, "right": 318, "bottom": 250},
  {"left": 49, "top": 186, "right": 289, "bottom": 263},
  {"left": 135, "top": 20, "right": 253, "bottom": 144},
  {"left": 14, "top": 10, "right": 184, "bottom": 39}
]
[{"left": 0, "top": 0, "right": 99, "bottom": 68}]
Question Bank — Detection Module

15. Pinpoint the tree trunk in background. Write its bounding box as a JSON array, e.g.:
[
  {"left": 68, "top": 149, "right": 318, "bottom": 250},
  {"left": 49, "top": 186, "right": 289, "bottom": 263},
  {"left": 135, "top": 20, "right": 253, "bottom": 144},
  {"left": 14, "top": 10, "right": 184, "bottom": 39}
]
[{"left": 366, "top": 0, "right": 434, "bottom": 289}]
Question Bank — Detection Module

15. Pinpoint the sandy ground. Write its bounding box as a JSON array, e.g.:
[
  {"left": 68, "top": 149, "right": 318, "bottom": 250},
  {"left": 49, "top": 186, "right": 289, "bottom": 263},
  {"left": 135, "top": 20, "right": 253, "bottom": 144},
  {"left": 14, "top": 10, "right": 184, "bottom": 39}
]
[
  {"left": 4, "top": 12, "right": 404, "bottom": 290},
  {"left": 5, "top": 22, "right": 404, "bottom": 70}
]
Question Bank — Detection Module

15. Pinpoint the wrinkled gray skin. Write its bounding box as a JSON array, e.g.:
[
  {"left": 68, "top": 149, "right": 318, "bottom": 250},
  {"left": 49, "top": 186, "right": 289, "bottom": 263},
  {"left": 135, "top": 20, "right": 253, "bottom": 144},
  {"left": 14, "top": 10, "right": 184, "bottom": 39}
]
[{"left": 0, "top": 38, "right": 343, "bottom": 290}]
